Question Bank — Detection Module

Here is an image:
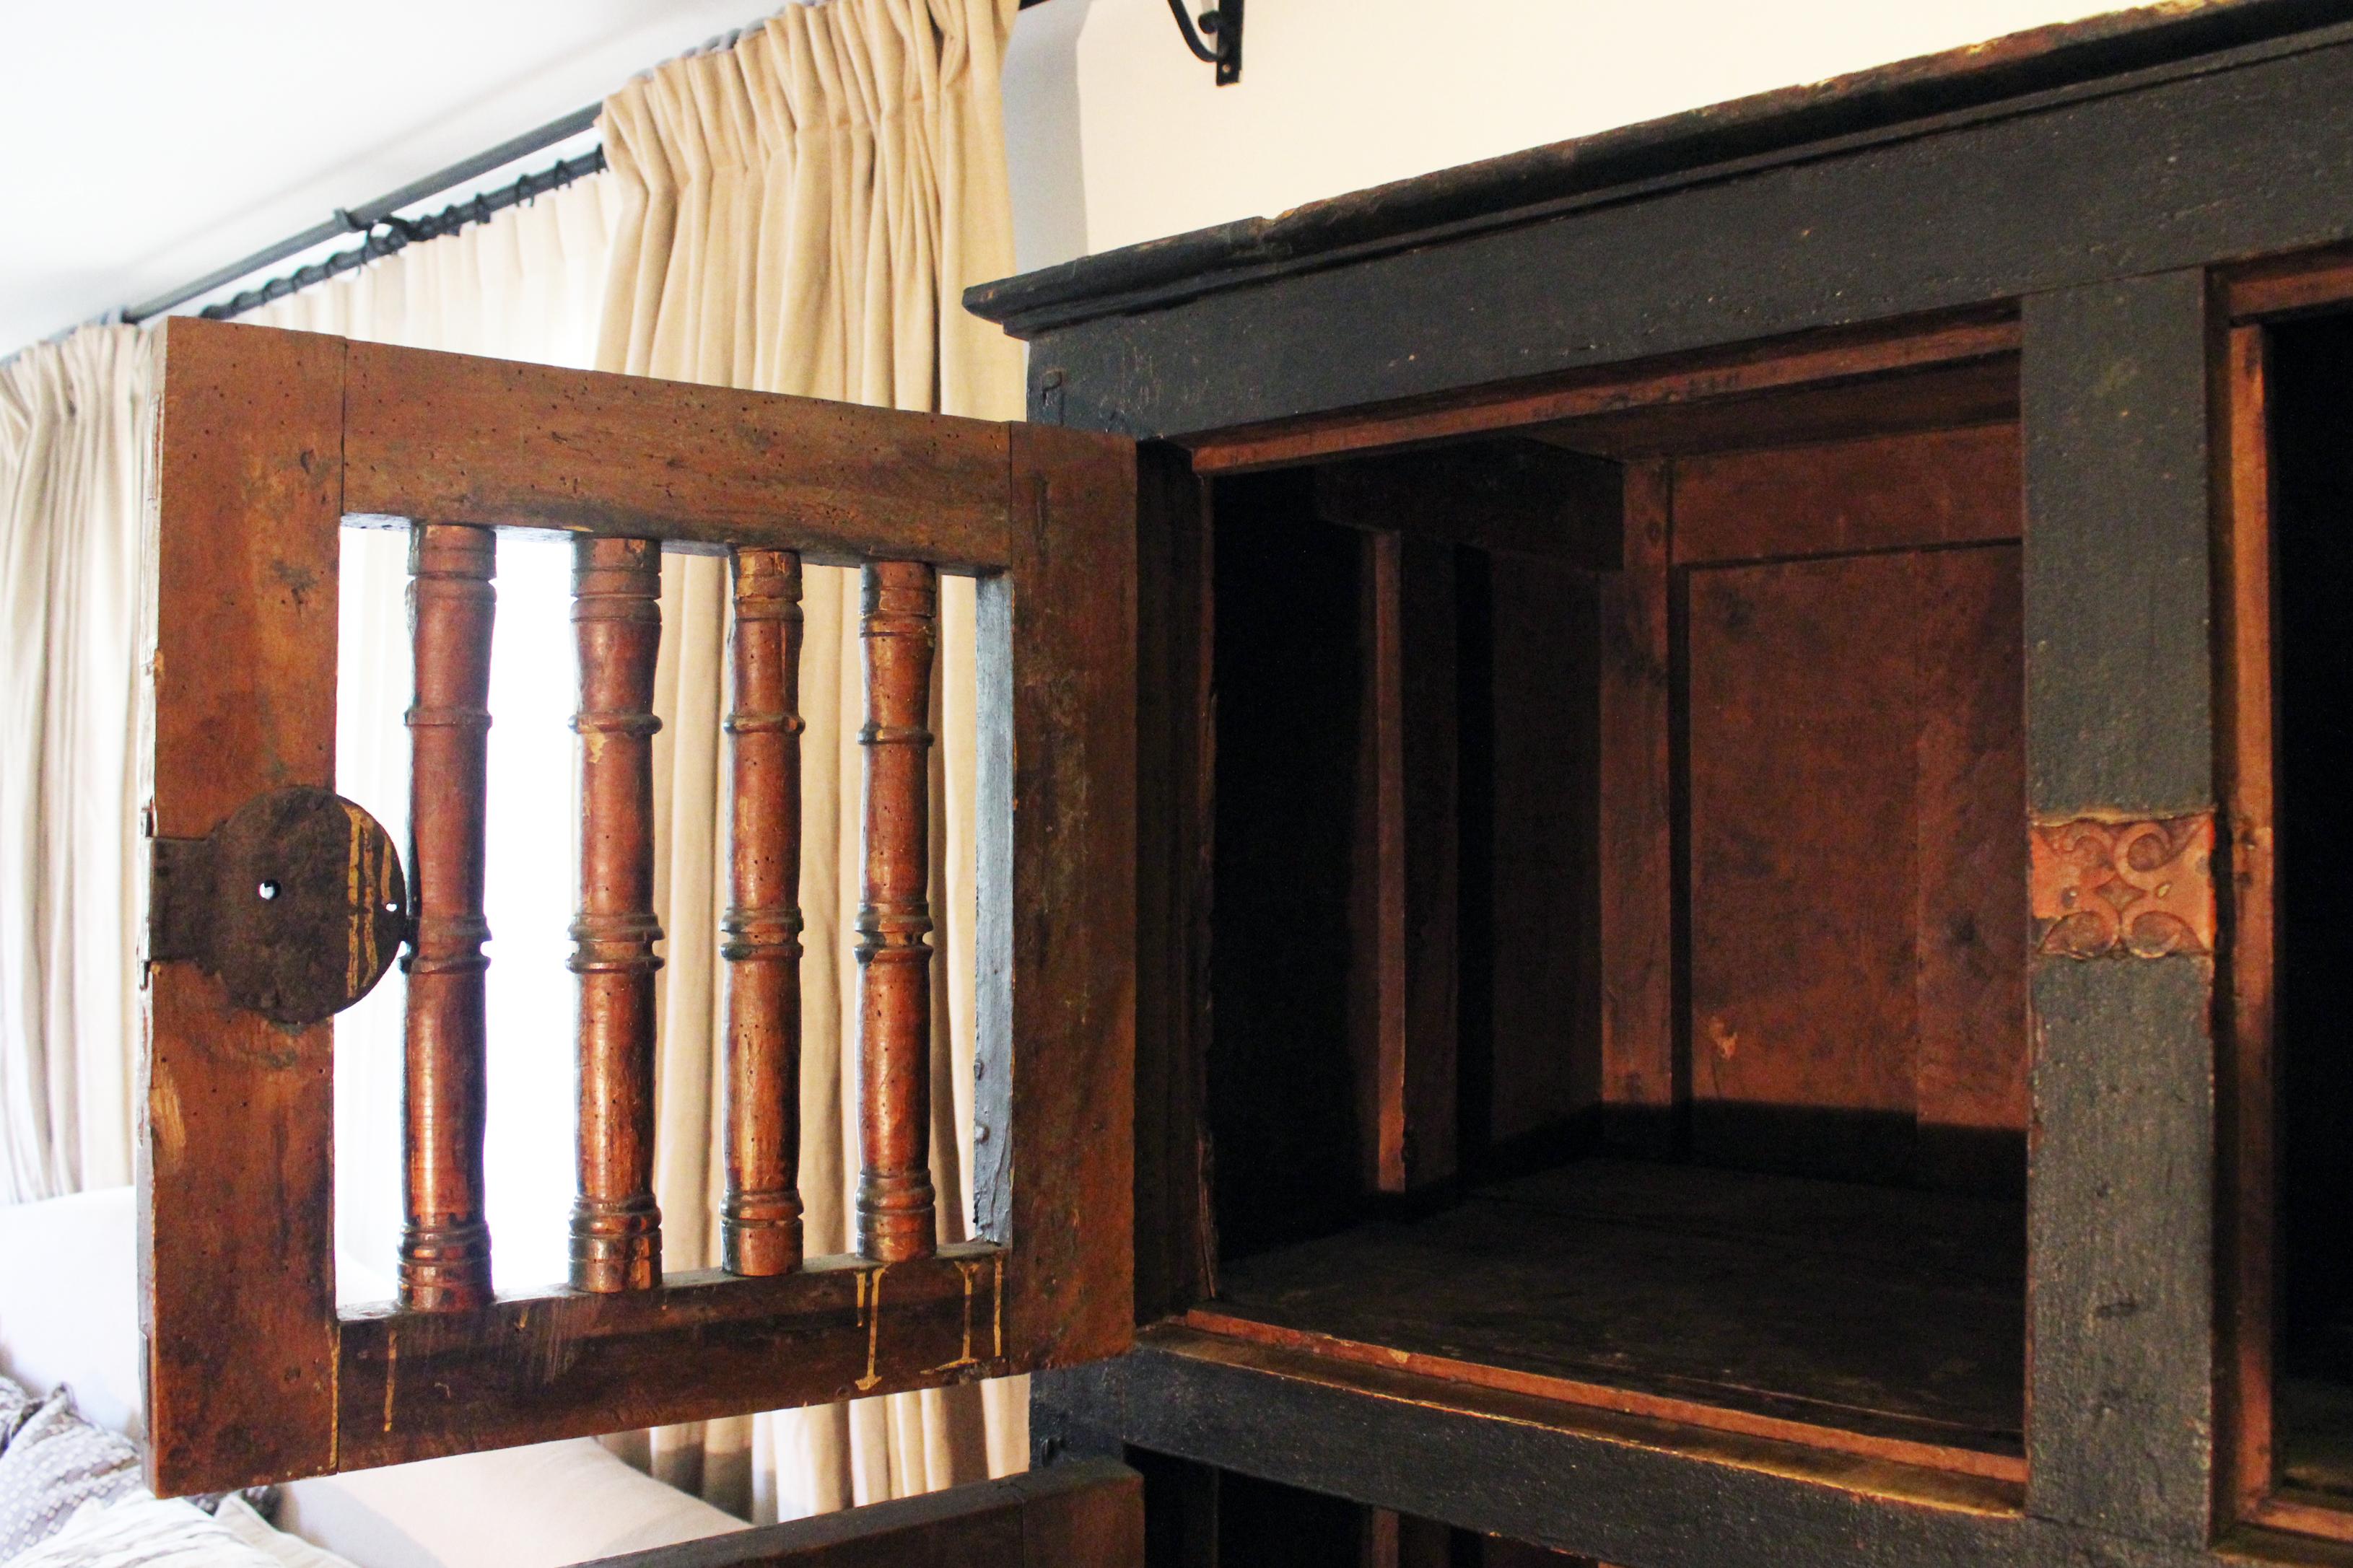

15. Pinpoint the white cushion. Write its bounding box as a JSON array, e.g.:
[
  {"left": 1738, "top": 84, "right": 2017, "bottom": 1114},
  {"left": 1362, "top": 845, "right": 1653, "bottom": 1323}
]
[
  {"left": 209, "top": 1494, "right": 364, "bottom": 1568},
  {"left": 274, "top": 1440, "right": 745, "bottom": 1568},
  {"left": 0, "top": 1188, "right": 143, "bottom": 1440},
  {"left": 7, "top": 1490, "right": 279, "bottom": 1568}
]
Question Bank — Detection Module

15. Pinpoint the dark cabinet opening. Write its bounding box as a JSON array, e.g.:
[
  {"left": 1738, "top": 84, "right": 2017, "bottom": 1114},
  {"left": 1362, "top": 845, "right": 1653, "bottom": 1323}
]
[
  {"left": 2262, "top": 309, "right": 2353, "bottom": 1505},
  {"left": 1197, "top": 349, "right": 2030, "bottom": 1478}
]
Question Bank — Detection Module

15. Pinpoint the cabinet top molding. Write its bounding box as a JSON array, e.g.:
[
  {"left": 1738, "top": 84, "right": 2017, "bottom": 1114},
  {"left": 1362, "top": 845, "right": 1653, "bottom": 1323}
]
[{"left": 966, "top": 0, "right": 2353, "bottom": 338}]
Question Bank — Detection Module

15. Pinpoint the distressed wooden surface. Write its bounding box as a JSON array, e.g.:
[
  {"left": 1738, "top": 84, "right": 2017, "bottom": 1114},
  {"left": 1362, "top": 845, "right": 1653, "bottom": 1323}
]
[
  {"left": 970, "top": 1, "right": 2338, "bottom": 338},
  {"left": 1669, "top": 424, "right": 2021, "bottom": 566},
  {"left": 1192, "top": 319, "right": 2017, "bottom": 476},
  {"left": 1595, "top": 463, "right": 1675, "bottom": 1147},
  {"left": 400, "top": 524, "right": 497, "bottom": 1311},
  {"left": 1309, "top": 441, "right": 1623, "bottom": 565},
  {"left": 1200, "top": 1159, "right": 2025, "bottom": 1479},
  {"left": 569, "top": 537, "right": 665, "bottom": 1293},
  {"left": 2021, "top": 273, "right": 2217, "bottom": 1550},
  {"left": 143, "top": 316, "right": 1138, "bottom": 1495},
  {"left": 142, "top": 315, "right": 344, "bottom": 1495},
  {"left": 2216, "top": 322, "right": 2280, "bottom": 1533},
  {"left": 1355, "top": 533, "right": 1458, "bottom": 1193},
  {"left": 342, "top": 340, "right": 1013, "bottom": 569},
  {"left": 1684, "top": 542, "right": 2026, "bottom": 1188},
  {"left": 1036, "top": 1327, "right": 2070, "bottom": 1568},
  {"left": 997, "top": 422, "right": 1139, "bottom": 1369},
  {"left": 1132, "top": 442, "right": 1216, "bottom": 1322},
  {"left": 335, "top": 1245, "right": 1010, "bottom": 1468},
  {"left": 1012, "top": 33, "right": 2353, "bottom": 442},
  {"left": 856, "top": 561, "right": 940, "bottom": 1264},
  {"left": 580, "top": 1459, "right": 1141, "bottom": 1567},
  {"left": 723, "top": 548, "right": 808, "bottom": 1276}
]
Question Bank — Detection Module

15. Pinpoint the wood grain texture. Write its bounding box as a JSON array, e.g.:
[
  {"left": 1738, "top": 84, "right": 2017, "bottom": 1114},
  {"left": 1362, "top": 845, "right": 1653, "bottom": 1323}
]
[
  {"left": 1133, "top": 442, "right": 1217, "bottom": 1320},
  {"left": 1192, "top": 320, "right": 2015, "bottom": 476},
  {"left": 1670, "top": 424, "right": 2021, "bottom": 566},
  {"left": 399, "top": 525, "right": 497, "bottom": 1311},
  {"left": 142, "top": 318, "right": 1142, "bottom": 1493},
  {"left": 342, "top": 340, "right": 1013, "bottom": 569},
  {"left": 1198, "top": 1159, "right": 2025, "bottom": 1480},
  {"left": 1683, "top": 543, "right": 2026, "bottom": 1185},
  {"left": 141, "top": 316, "right": 344, "bottom": 1495},
  {"left": 333, "top": 1246, "right": 1011, "bottom": 1468},
  {"left": 1037, "top": 1327, "right": 2057, "bottom": 1568},
  {"left": 856, "top": 561, "right": 940, "bottom": 1264},
  {"left": 570, "top": 537, "right": 665, "bottom": 1292},
  {"left": 2022, "top": 273, "right": 2217, "bottom": 820},
  {"left": 2020, "top": 274, "right": 2218, "bottom": 1548},
  {"left": 1021, "top": 35, "right": 2353, "bottom": 443},
  {"left": 1596, "top": 463, "right": 1676, "bottom": 1143},
  {"left": 723, "top": 548, "right": 808, "bottom": 1276},
  {"left": 1354, "top": 533, "right": 1458, "bottom": 1193},
  {"left": 2225, "top": 240, "right": 2353, "bottom": 323},
  {"left": 1309, "top": 441, "right": 1623, "bottom": 565},
  {"left": 2216, "top": 323, "right": 2280, "bottom": 1529},
  {"left": 576, "top": 1459, "right": 1141, "bottom": 1567},
  {"left": 999, "top": 423, "right": 1139, "bottom": 1370}
]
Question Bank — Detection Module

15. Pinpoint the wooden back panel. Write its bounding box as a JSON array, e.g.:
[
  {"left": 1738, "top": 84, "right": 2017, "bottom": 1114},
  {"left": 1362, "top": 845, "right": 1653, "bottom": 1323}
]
[
  {"left": 1675, "top": 426, "right": 2026, "bottom": 1189},
  {"left": 139, "top": 318, "right": 1136, "bottom": 1494}
]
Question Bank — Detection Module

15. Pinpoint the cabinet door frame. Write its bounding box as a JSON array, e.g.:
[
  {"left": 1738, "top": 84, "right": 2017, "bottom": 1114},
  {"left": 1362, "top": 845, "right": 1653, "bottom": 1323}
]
[{"left": 139, "top": 318, "right": 1135, "bottom": 1495}]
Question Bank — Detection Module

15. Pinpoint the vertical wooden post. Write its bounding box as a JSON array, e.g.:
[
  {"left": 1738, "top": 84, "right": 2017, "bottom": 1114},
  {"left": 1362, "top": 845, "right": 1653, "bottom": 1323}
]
[
  {"left": 721, "top": 547, "right": 806, "bottom": 1276},
  {"left": 569, "top": 537, "right": 665, "bottom": 1292},
  {"left": 401, "top": 523, "right": 497, "bottom": 1313},
  {"left": 857, "top": 560, "right": 939, "bottom": 1263}
]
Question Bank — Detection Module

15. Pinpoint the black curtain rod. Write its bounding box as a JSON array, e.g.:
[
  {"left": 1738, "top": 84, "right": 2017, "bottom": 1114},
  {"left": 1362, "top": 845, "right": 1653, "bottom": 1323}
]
[
  {"left": 121, "top": 101, "right": 602, "bottom": 324},
  {"left": 198, "top": 147, "right": 607, "bottom": 323}
]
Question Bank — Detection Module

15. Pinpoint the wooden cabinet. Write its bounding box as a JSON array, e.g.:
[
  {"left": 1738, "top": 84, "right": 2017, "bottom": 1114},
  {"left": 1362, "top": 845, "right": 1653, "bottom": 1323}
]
[
  {"left": 133, "top": 6, "right": 2353, "bottom": 1565},
  {"left": 966, "top": 6, "right": 2353, "bottom": 1566}
]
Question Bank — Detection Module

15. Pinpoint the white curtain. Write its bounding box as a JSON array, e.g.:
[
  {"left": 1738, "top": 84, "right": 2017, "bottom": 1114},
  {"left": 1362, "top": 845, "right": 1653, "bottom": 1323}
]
[
  {"left": 591, "top": 0, "right": 1028, "bottom": 1525},
  {"left": 245, "top": 177, "right": 624, "bottom": 1299},
  {"left": 0, "top": 327, "right": 154, "bottom": 1206}
]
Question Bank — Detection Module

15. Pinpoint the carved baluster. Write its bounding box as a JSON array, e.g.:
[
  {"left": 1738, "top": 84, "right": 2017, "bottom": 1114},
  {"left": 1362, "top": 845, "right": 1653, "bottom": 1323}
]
[
  {"left": 721, "top": 548, "right": 806, "bottom": 1276},
  {"left": 401, "top": 524, "right": 496, "bottom": 1312},
  {"left": 856, "top": 561, "right": 938, "bottom": 1263},
  {"left": 569, "top": 537, "right": 665, "bottom": 1292}
]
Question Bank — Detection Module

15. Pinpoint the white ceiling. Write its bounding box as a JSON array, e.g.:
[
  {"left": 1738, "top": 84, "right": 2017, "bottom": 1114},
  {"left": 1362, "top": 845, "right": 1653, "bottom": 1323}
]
[{"left": 0, "top": 0, "right": 790, "bottom": 356}]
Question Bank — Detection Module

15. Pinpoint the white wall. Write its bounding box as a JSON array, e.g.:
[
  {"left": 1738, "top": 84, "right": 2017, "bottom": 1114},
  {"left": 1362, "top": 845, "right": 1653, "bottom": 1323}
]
[{"left": 1004, "top": 0, "right": 2133, "bottom": 275}]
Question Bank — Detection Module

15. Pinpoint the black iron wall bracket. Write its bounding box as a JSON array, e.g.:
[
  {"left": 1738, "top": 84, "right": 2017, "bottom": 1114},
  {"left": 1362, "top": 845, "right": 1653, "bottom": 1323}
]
[{"left": 1166, "top": 0, "right": 1243, "bottom": 85}]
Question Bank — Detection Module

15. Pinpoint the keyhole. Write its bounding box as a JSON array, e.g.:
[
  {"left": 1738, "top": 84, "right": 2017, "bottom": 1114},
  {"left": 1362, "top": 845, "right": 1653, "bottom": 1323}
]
[{"left": 257, "top": 880, "right": 280, "bottom": 901}]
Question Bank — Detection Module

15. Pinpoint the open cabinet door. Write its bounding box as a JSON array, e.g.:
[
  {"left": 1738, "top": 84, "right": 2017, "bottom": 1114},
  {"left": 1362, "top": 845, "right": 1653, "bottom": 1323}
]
[{"left": 136, "top": 319, "right": 1138, "bottom": 1559}]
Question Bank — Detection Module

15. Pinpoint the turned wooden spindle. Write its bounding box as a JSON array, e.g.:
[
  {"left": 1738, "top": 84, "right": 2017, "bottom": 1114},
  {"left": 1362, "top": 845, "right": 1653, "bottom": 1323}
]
[
  {"left": 720, "top": 548, "right": 807, "bottom": 1276},
  {"left": 401, "top": 523, "right": 497, "bottom": 1312},
  {"left": 569, "top": 537, "right": 665, "bottom": 1292},
  {"left": 855, "top": 561, "right": 939, "bottom": 1263}
]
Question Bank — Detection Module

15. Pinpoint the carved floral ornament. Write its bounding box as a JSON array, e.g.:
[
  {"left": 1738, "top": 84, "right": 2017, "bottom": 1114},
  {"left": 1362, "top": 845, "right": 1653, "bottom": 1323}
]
[{"left": 2029, "top": 812, "right": 2217, "bottom": 960}]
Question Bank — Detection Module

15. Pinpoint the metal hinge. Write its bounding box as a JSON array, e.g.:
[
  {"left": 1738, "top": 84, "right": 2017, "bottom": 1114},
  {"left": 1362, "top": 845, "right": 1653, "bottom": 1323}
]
[{"left": 149, "top": 786, "right": 409, "bottom": 1027}]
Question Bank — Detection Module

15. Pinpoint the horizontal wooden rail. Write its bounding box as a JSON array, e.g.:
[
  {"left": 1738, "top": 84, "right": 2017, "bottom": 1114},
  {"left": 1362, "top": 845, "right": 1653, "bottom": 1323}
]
[
  {"left": 341, "top": 341, "right": 1014, "bottom": 569},
  {"left": 333, "top": 1243, "right": 1008, "bottom": 1469}
]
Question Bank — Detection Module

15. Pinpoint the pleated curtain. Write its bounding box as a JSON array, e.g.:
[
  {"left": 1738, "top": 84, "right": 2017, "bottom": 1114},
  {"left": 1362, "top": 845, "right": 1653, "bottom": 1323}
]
[
  {"left": 0, "top": 326, "right": 154, "bottom": 1206},
  {"left": 589, "top": 0, "right": 1027, "bottom": 1524}
]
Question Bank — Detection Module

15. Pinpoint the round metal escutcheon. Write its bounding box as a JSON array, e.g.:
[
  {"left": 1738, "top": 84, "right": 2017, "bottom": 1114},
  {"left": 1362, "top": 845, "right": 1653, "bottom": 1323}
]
[{"left": 206, "top": 787, "right": 408, "bottom": 1027}]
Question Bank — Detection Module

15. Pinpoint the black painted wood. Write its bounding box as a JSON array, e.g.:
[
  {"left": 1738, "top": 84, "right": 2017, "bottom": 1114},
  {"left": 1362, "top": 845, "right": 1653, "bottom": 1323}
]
[
  {"left": 1039, "top": 1330, "right": 2219, "bottom": 1568},
  {"left": 970, "top": 0, "right": 2353, "bottom": 338},
  {"left": 1010, "top": 35, "right": 2353, "bottom": 441},
  {"left": 2022, "top": 273, "right": 2217, "bottom": 818},
  {"left": 2027, "top": 957, "right": 2219, "bottom": 1549},
  {"left": 985, "top": 9, "right": 2328, "bottom": 1566}
]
